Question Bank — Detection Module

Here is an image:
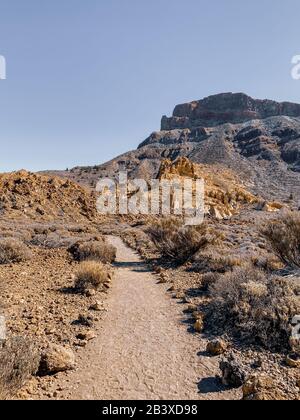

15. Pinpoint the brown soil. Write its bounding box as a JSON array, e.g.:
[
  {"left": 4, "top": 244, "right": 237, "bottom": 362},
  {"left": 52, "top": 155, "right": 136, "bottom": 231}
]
[{"left": 0, "top": 243, "right": 109, "bottom": 400}]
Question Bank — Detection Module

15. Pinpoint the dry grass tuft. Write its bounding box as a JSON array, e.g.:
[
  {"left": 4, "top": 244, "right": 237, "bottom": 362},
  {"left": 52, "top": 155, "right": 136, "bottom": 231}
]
[
  {"left": 208, "top": 266, "right": 300, "bottom": 351},
  {"left": 262, "top": 211, "right": 300, "bottom": 269},
  {"left": 0, "top": 337, "right": 40, "bottom": 400},
  {"left": 201, "top": 272, "right": 220, "bottom": 291},
  {"left": 74, "top": 261, "right": 113, "bottom": 292},
  {"left": 148, "top": 217, "right": 216, "bottom": 264},
  {"left": 0, "top": 238, "right": 31, "bottom": 264},
  {"left": 69, "top": 240, "right": 116, "bottom": 264}
]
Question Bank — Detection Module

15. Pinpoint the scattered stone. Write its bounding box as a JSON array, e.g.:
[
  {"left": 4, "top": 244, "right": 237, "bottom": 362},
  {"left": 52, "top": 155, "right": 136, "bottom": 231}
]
[
  {"left": 158, "top": 273, "right": 168, "bottom": 284},
  {"left": 74, "top": 314, "right": 94, "bottom": 327},
  {"left": 243, "top": 374, "right": 286, "bottom": 400},
  {"left": 206, "top": 339, "right": 228, "bottom": 356},
  {"left": 183, "top": 296, "right": 192, "bottom": 304},
  {"left": 45, "top": 327, "right": 56, "bottom": 336},
  {"left": 289, "top": 337, "right": 300, "bottom": 354},
  {"left": 186, "top": 304, "right": 198, "bottom": 313},
  {"left": 76, "top": 330, "right": 96, "bottom": 341},
  {"left": 220, "top": 355, "right": 247, "bottom": 388},
  {"left": 39, "top": 344, "right": 76, "bottom": 375},
  {"left": 285, "top": 354, "right": 300, "bottom": 369},
  {"left": 74, "top": 340, "right": 88, "bottom": 348},
  {"left": 194, "top": 319, "right": 204, "bottom": 333},
  {"left": 175, "top": 292, "right": 185, "bottom": 300},
  {"left": 85, "top": 289, "right": 96, "bottom": 297},
  {"left": 192, "top": 311, "right": 203, "bottom": 321},
  {"left": 90, "top": 301, "right": 103, "bottom": 312}
]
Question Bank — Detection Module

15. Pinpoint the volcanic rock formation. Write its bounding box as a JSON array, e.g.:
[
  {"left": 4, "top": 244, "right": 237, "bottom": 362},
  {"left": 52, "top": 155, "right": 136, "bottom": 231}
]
[{"left": 50, "top": 93, "right": 300, "bottom": 206}]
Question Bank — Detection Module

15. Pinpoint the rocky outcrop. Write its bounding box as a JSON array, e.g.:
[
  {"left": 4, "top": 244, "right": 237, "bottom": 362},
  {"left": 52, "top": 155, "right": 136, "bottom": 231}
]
[
  {"left": 219, "top": 355, "right": 248, "bottom": 388},
  {"left": 161, "top": 93, "right": 300, "bottom": 130},
  {"left": 0, "top": 170, "right": 97, "bottom": 221},
  {"left": 157, "top": 157, "right": 259, "bottom": 219},
  {"left": 242, "top": 375, "right": 286, "bottom": 400},
  {"left": 158, "top": 157, "right": 197, "bottom": 179}
]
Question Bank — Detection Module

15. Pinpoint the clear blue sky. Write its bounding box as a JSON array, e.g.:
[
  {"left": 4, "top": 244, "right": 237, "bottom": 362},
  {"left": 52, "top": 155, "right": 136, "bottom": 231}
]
[{"left": 1, "top": 0, "right": 300, "bottom": 172}]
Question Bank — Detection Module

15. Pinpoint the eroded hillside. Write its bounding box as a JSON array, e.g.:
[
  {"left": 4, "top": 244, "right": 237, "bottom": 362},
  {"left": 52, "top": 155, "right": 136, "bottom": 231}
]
[{"left": 0, "top": 170, "right": 97, "bottom": 221}]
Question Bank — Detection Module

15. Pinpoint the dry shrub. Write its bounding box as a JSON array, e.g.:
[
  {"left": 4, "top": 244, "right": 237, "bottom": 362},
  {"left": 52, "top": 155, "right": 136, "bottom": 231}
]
[
  {"left": 30, "top": 231, "right": 85, "bottom": 249},
  {"left": 74, "top": 261, "right": 112, "bottom": 292},
  {"left": 208, "top": 266, "right": 300, "bottom": 351},
  {"left": 0, "top": 238, "right": 31, "bottom": 264},
  {"left": 147, "top": 218, "right": 215, "bottom": 264},
  {"left": 121, "top": 228, "right": 155, "bottom": 255},
  {"left": 0, "top": 337, "right": 40, "bottom": 400},
  {"left": 69, "top": 240, "right": 116, "bottom": 264},
  {"left": 201, "top": 272, "right": 220, "bottom": 291},
  {"left": 251, "top": 254, "right": 283, "bottom": 272},
  {"left": 262, "top": 211, "right": 300, "bottom": 269},
  {"left": 195, "top": 250, "right": 243, "bottom": 273}
]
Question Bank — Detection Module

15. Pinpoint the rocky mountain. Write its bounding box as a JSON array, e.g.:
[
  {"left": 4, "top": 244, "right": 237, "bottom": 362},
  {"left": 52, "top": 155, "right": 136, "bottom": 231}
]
[
  {"left": 160, "top": 92, "right": 300, "bottom": 129},
  {"left": 50, "top": 93, "right": 300, "bottom": 205}
]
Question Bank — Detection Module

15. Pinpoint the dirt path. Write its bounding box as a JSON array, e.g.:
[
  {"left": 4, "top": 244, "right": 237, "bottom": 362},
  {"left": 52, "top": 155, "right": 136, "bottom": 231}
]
[{"left": 57, "top": 236, "right": 240, "bottom": 400}]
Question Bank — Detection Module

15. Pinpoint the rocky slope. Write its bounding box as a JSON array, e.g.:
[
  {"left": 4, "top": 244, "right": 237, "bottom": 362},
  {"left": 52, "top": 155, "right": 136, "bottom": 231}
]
[
  {"left": 59, "top": 93, "right": 300, "bottom": 207},
  {"left": 0, "top": 170, "right": 97, "bottom": 222}
]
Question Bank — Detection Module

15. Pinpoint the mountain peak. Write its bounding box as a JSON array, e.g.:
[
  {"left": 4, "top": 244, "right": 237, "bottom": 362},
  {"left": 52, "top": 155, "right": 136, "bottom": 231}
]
[{"left": 161, "top": 93, "right": 300, "bottom": 130}]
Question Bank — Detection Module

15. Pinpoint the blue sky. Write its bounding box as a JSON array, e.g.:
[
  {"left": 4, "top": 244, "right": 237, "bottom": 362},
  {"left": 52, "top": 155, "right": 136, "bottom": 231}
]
[{"left": 0, "top": 0, "right": 300, "bottom": 172}]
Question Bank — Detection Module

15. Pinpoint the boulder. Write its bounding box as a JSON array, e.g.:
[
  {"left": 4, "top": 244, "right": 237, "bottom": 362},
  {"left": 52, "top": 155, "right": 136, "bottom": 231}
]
[
  {"left": 206, "top": 339, "right": 228, "bottom": 356},
  {"left": 39, "top": 344, "right": 75, "bottom": 375},
  {"left": 219, "top": 355, "right": 247, "bottom": 388},
  {"left": 243, "top": 374, "right": 286, "bottom": 400}
]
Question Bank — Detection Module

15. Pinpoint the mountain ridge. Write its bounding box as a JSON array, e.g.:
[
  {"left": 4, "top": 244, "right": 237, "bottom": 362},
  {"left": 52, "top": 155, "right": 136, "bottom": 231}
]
[
  {"left": 43, "top": 93, "right": 300, "bottom": 206},
  {"left": 161, "top": 92, "right": 300, "bottom": 130}
]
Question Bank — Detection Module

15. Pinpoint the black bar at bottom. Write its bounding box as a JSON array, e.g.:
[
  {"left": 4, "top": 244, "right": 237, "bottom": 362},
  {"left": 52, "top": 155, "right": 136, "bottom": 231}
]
[{"left": 1, "top": 400, "right": 242, "bottom": 416}]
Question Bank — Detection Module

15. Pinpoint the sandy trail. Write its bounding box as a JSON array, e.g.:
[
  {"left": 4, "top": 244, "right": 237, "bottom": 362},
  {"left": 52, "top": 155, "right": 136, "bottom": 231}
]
[{"left": 58, "top": 236, "right": 239, "bottom": 400}]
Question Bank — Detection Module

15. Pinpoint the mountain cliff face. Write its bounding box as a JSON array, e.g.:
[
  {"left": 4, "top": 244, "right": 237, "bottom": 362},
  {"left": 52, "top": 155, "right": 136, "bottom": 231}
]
[
  {"left": 161, "top": 93, "right": 300, "bottom": 129},
  {"left": 57, "top": 93, "right": 300, "bottom": 205}
]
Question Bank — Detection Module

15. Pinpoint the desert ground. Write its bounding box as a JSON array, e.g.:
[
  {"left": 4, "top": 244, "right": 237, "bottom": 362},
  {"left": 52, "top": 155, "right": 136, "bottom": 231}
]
[{"left": 0, "top": 93, "right": 300, "bottom": 401}]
